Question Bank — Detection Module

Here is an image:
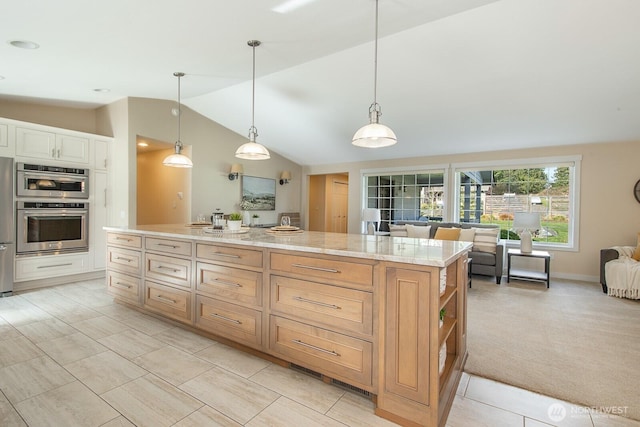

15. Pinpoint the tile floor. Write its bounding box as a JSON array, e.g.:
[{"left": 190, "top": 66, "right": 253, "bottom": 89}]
[{"left": 0, "top": 278, "right": 638, "bottom": 427}]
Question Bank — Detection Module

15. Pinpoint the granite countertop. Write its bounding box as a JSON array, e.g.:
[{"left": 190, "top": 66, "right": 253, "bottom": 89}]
[{"left": 104, "top": 224, "right": 472, "bottom": 267}]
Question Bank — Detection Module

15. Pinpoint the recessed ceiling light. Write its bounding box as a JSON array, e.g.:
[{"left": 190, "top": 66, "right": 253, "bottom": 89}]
[
  {"left": 93, "top": 88, "right": 110, "bottom": 93},
  {"left": 137, "top": 142, "right": 149, "bottom": 147},
  {"left": 9, "top": 40, "right": 40, "bottom": 49},
  {"left": 272, "top": 0, "right": 317, "bottom": 13}
]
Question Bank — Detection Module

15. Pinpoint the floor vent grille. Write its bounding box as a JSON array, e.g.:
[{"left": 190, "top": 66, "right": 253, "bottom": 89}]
[
  {"left": 290, "top": 363, "right": 322, "bottom": 379},
  {"left": 331, "top": 379, "right": 372, "bottom": 398}
]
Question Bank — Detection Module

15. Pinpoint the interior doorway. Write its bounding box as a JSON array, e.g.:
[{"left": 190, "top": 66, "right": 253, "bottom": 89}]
[
  {"left": 308, "top": 173, "right": 349, "bottom": 233},
  {"left": 136, "top": 135, "right": 192, "bottom": 225}
]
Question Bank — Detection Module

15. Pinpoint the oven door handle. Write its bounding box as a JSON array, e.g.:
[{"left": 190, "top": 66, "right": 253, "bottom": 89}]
[
  {"left": 21, "top": 170, "right": 88, "bottom": 181},
  {"left": 20, "top": 210, "right": 88, "bottom": 216}
]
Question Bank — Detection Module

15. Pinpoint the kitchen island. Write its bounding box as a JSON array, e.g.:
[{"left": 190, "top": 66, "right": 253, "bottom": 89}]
[{"left": 104, "top": 224, "right": 471, "bottom": 427}]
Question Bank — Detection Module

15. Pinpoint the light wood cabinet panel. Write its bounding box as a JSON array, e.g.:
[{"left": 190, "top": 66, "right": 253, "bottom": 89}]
[
  {"left": 196, "top": 243, "right": 263, "bottom": 269},
  {"left": 107, "top": 233, "right": 142, "bottom": 249},
  {"left": 146, "top": 237, "right": 192, "bottom": 257},
  {"left": 145, "top": 253, "right": 191, "bottom": 289},
  {"left": 196, "top": 295, "right": 262, "bottom": 348},
  {"left": 270, "top": 252, "right": 373, "bottom": 290},
  {"left": 107, "top": 246, "right": 142, "bottom": 277},
  {"left": 107, "top": 270, "right": 140, "bottom": 304},
  {"left": 269, "top": 316, "right": 373, "bottom": 389},
  {"left": 270, "top": 275, "right": 372, "bottom": 336},
  {"left": 196, "top": 262, "right": 261, "bottom": 307},
  {"left": 144, "top": 280, "right": 192, "bottom": 323}
]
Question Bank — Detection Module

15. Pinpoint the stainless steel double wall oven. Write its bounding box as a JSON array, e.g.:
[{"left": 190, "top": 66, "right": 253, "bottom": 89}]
[{"left": 16, "top": 163, "right": 90, "bottom": 255}]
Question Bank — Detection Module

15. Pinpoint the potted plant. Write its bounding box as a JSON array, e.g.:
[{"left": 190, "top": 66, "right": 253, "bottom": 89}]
[
  {"left": 227, "top": 212, "right": 243, "bottom": 231},
  {"left": 251, "top": 213, "right": 260, "bottom": 226},
  {"left": 439, "top": 308, "right": 447, "bottom": 328}
]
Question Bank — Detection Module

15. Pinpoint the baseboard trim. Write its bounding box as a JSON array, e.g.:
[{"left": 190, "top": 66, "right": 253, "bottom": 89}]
[{"left": 14, "top": 271, "right": 105, "bottom": 293}]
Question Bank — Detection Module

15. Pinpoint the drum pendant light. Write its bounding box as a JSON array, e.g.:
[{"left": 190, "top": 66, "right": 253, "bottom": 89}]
[
  {"left": 235, "top": 40, "right": 271, "bottom": 160},
  {"left": 163, "top": 72, "right": 194, "bottom": 167},
  {"left": 352, "top": 0, "right": 397, "bottom": 148}
]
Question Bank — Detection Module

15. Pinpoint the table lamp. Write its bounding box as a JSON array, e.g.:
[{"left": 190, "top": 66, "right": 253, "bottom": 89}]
[
  {"left": 362, "top": 208, "right": 381, "bottom": 235},
  {"left": 512, "top": 212, "right": 541, "bottom": 253}
]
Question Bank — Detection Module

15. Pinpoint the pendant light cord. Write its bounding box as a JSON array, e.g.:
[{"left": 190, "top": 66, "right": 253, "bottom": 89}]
[
  {"left": 373, "top": 0, "right": 378, "bottom": 107},
  {"left": 252, "top": 42, "right": 256, "bottom": 130}
]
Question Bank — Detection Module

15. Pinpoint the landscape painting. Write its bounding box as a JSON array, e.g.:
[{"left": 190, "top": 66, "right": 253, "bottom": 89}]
[{"left": 241, "top": 176, "right": 276, "bottom": 211}]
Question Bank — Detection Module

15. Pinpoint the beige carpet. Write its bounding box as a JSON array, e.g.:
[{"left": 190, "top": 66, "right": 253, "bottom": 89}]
[{"left": 465, "top": 276, "right": 640, "bottom": 421}]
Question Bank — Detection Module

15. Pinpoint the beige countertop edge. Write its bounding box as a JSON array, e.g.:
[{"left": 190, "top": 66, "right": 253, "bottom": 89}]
[{"left": 104, "top": 225, "right": 472, "bottom": 267}]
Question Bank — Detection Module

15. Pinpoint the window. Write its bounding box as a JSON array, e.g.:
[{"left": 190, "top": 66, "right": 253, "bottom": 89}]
[
  {"left": 364, "top": 170, "right": 445, "bottom": 231},
  {"left": 454, "top": 157, "right": 580, "bottom": 249}
]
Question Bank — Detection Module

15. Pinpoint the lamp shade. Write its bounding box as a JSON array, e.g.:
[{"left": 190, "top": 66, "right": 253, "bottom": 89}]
[
  {"left": 352, "top": 123, "right": 397, "bottom": 148},
  {"left": 235, "top": 141, "right": 270, "bottom": 160},
  {"left": 162, "top": 151, "right": 193, "bottom": 168},
  {"left": 362, "top": 208, "right": 381, "bottom": 222},
  {"left": 230, "top": 164, "right": 244, "bottom": 174},
  {"left": 512, "top": 212, "right": 541, "bottom": 231},
  {"left": 280, "top": 171, "right": 292, "bottom": 181}
]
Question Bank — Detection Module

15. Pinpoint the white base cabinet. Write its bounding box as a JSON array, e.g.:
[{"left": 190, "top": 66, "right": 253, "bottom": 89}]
[{"left": 16, "top": 253, "right": 90, "bottom": 281}]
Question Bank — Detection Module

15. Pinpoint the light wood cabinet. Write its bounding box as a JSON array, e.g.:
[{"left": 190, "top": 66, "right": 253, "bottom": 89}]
[
  {"left": 107, "top": 270, "right": 141, "bottom": 305},
  {"left": 196, "top": 262, "right": 262, "bottom": 307},
  {"left": 144, "top": 280, "right": 192, "bottom": 323},
  {"left": 106, "top": 232, "right": 143, "bottom": 305},
  {"left": 196, "top": 295, "right": 262, "bottom": 348}
]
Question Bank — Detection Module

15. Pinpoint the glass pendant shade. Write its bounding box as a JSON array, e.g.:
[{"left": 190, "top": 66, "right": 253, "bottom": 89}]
[{"left": 164, "top": 72, "right": 193, "bottom": 168}]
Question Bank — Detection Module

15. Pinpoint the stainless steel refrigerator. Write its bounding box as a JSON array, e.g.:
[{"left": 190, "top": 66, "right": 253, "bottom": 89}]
[{"left": 0, "top": 157, "right": 14, "bottom": 296}]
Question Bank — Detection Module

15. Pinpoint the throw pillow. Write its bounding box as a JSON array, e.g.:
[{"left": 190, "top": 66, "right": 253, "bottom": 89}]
[
  {"left": 389, "top": 224, "right": 408, "bottom": 237},
  {"left": 434, "top": 227, "right": 461, "bottom": 241},
  {"left": 458, "top": 228, "right": 476, "bottom": 242},
  {"left": 406, "top": 224, "right": 431, "bottom": 238},
  {"left": 633, "top": 234, "right": 640, "bottom": 261},
  {"left": 472, "top": 227, "right": 499, "bottom": 253}
]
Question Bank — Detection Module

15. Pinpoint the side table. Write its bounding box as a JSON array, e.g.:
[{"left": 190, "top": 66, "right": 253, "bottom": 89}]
[{"left": 507, "top": 248, "right": 551, "bottom": 288}]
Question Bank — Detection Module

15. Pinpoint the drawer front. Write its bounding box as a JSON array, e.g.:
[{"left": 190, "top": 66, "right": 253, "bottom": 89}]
[
  {"left": 107, "top": 246, "right": 142, "bottom": 276},
  {"left": 145, "top": 253, "right": 191, "bottom": 288},
  {"left": 196, "top": 262, "right": 262, "bottom": 307},
  {"left": 144, "top": 280, "right": 192, "bottom": 323},
  {"left": 196, "top": 295, "right": 262, "bottom": 348},
  {"left": 271, "top": 275, "right": 373, "bottom": 336},
  {"left": 107, "top": 232, "right": 142, "bottom": 249},
  {"left": 270, "top": 252, "right": 373, "bottom": 289},
  {"left": 269, "top": 316, "right": 372, "bottom": 388},
  {"left": 107, "top": 270, "right": 141, "bottom": 304},
  {"left": 146, "top": 237, "right": 192, "bottom": 257},
  {"left": 196, "top": 243, "right": 263, "bottom": 269}
]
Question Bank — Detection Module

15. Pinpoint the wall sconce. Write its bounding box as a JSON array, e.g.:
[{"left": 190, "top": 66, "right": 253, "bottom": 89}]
[
  {"left": 279, "top": 171, "right": 292, "bottom": 185},
  {"left": 228, "top": 164, "right": 243, "bottom": 181}
]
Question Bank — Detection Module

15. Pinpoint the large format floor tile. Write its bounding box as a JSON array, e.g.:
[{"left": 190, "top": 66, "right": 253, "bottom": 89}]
[
  {"left": 133, "top": 346, "right": 214, "bottom": 386},
  {"left": 0, "top": 355, "right": 75, "bottom": 403},
  {"left": 63, "top": 350, "right": 147, "bottom": 394}
]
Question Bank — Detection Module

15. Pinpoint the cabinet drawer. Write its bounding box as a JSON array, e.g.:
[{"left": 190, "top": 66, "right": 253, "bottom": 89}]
[
  {"left": 196, "top": 295, "right": 262, "bottom": 348},
  {"left": 145, "top": 253, "right": 191, "bottom": 288},
  {"left": 196, "top": 262, "right": 262, "bottom": 307},
  {"left": 269, "top": 316, "right": 372, "bottom": 388},
  {"left": 144, "top": 280, "right": 192, "bottom": 323},
  {"left": 107, "top": 247, "right": 142, "bottom": 276},
  {"left": 15, "top": 253, "right": 88, "bottom": 282},
  {"left": 107, "top": 232, "right": 142, "bottom": 249},
  {"left": 270, "top": 252, "right": 374, "bottom": 289},
  {"left": 271, "top": 275, "right": 372, "bottom": 336},
  {"left": 107, "top": 270, "right": 141, "bottom": 305},
  {"left": 196, "top": 243, "right": 263, "bottom": 269},
  {"left": 146, "top": 237, "right": 192, "bottom": 257}
]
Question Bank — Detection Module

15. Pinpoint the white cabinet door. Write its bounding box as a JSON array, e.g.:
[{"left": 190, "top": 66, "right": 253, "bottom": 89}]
[
  {"left": 56, "top": 134, "right": 89, "bottom": 164},
  {"left": 92, "top": 171, "right": 108, "bottom": 270},
  {"left": 16, "top": 127, "right": 56, "bottom": 160},
  {"left": 15, "top": 253, "right": 89, "bottom": 281},
  {"left": 0, "top": 124, "right": 13, "bottom": 157},
  {"left": 93, "top": 139, "right": 109, "bottom": 170}
]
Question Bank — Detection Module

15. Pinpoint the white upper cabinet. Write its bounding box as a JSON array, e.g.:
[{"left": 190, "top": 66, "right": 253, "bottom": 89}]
[
  {"left": 16, "top": 127, "right": 89, "bottom": 164},
  {"left": 93, "top": 139, "right": 109, "bottom": 170},
  {"left": 0, "top": 123, "right": 13, "bottom": 157}
]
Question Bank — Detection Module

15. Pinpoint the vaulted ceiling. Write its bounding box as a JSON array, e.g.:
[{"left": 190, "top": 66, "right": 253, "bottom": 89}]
[{"left": 1, "top": 0, "right": 639, "bottom": 165}]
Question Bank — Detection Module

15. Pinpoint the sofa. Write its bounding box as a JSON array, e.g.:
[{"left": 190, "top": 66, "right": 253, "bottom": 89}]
[
  {"left": 392, "top": 221, "right": 504, "bottom": 284},
  {"left": 600, "top": 244, "right": 640, "bottom": 299}
]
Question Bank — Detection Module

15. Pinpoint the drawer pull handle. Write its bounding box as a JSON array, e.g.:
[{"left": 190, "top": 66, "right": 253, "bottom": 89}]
[
  {"left": 113, "top": 281, "right": 133, "bottom": 289},
  {"left": 157, "top": 243, "right": 178, "bottom": 248},
  {"left": 291, "top": 263, "right": 340, "bottom": 274},
  {"left": 213, "top": 278, "right": 242, "bottom": 288},
  {"left": 115, "top": 237, "right": 132, "bottom": 242},
  {"left": 115, "top": 256, "right": 133, "bottom": 263},
  {"left": 210, "top": 313, "right": 242, "bottom": 324},
  {"left": 212, "top": 252, "right": 240, "bottom": 259},
  {"left": 292, "top": 339, "right": 340, "bottom": 357},
  {"left": 157, "top": 265, "right": 180, "bottom": 273},
  {"left": 293, "top": 296, "right": 340, "bottom": 310},
  {"left": 37, "top": 262, "right": 73, "bottom": 269},
  {"left": 156, "top": 294, "right": 176, "bottom": 304}
]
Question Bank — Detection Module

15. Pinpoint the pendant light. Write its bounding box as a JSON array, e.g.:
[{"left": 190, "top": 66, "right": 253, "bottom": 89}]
[
  {"left": 352, "top": 0, "right": 397, "bottom": 148},
  {"left": 235, "top": 40, "right": 271, "bottom": 160},
  {"left": 163, "top": 72, "right": 194, "bottom": 168}
]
